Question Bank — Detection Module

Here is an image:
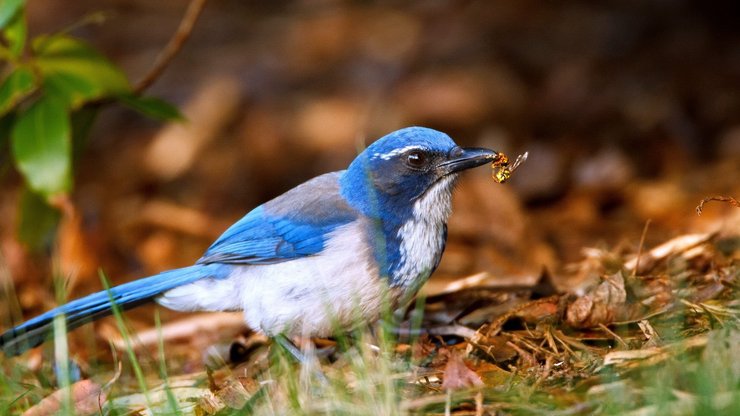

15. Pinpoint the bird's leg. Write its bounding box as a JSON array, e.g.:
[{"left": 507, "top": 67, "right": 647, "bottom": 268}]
[
  {"left": 273, "top": 334, "right": 328, "bottom": 385},
  {"left": 273, "top": 334, "right": 306, "bottom": 364}
]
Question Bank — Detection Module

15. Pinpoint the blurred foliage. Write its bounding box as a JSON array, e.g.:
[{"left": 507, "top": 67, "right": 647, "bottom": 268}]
[{"left": 0, "top": 0, "right": 181, "bottom": 250}]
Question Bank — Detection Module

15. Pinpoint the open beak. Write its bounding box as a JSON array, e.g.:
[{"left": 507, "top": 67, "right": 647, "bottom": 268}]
[{"left": 438, "top": 146, "right": 500, "bottom": 175}]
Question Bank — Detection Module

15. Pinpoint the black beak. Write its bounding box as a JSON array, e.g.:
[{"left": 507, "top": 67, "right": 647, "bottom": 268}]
[{"left": 438, "top": 146, "right": 500, "bottom": 175}]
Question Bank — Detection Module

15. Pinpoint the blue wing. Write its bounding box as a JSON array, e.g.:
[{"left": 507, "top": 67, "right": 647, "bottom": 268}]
[
  {"left": 196, "top": 206, "right": 348, "bottom": 264},
  {"left": 197, "top": 172, "right": 359, "bottom": 265}
]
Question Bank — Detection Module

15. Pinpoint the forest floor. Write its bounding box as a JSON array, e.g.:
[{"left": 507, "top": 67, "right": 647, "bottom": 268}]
[{"left": 2, "top": 1, "right": 740, "bottom": 415}]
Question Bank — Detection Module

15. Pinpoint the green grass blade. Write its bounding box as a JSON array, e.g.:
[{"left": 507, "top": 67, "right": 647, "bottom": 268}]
[
  {"left": 155, "top": 308, "right": 183, "bottom": 415},
  {"left": 99, "top": 270, "right": 153, "bottom": 409}
]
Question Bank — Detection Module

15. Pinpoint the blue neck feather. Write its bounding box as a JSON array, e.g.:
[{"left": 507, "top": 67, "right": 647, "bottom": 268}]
[{"left": 340, "top": 163, "right": 410, "bottom": 285}]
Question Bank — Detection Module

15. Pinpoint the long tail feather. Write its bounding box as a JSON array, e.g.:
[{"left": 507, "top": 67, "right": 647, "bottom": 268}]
[{"left": 0, "top": 265, "right": 223, "bottom": 356}]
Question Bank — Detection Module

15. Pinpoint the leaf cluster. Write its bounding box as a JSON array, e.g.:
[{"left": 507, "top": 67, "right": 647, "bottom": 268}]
[{"left": 0, "top": 1, "right": 181, "bottom": 249}]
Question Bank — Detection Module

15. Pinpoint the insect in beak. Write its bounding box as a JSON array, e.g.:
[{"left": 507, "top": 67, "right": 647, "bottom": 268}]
[{"left": 491, "top": 151, "right": 528, "bottom": 183}]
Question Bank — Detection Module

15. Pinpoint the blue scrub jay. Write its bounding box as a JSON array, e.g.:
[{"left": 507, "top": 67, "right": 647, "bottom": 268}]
[{"left": 1, "top": 127, "right": 500, "bottom": 356}]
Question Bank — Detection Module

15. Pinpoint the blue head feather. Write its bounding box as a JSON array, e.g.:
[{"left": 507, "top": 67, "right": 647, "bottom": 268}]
[{"left": 339, "top": 127, "right": 457, "bottom": 221}]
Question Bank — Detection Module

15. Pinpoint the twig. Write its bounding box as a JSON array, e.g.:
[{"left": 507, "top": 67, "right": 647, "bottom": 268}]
[
  {"left": 393, "top": 324, "right": 478, "bottom": 339},
  {"left": 542, "top": 328, "right": 559, "bottom": 355},
  {"left": 134, "top": 0, "right": 208, "bottom": 94},
  {"left": 679, "top": 299, "right": 738, "bottom": 325},
  {"left": 633, "top": 219, "right": 651, "bottom": 277},
  {"left": 550, "top": 331, "right": 576, "bottom": 356},
  {"left": 508, "top": 332, "right": 551, "bottom": 357},
  {"left": 696, "top": 195, "right": 740, "bottom": 215},
  {"left": 598, "top": 323, "right": 628, "bottom": 348}
]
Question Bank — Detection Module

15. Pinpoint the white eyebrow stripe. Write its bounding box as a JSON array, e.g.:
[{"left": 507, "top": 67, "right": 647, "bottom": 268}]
[{"left": 372, "top": 145, "right": 423, "bottom": 161}]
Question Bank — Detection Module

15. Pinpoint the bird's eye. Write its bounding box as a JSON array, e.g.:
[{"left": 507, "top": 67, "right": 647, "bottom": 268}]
[{"left": 406, "top": 151, "right": 427, "bottom": 168}]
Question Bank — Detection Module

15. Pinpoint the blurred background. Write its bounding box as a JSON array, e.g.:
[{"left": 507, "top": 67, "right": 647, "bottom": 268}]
[{"left": 2, "top": 0, "right": 739, "bottom": 353}]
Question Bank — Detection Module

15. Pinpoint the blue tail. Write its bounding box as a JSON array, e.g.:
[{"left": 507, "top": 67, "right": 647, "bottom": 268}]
[{"left": 1, "top": 265, "right": 223, "bottom": 356}]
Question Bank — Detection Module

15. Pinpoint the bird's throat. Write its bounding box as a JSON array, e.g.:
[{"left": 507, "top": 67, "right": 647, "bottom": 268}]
[{"left": 389, "top": 175, "right": 456, "bottom": 289}]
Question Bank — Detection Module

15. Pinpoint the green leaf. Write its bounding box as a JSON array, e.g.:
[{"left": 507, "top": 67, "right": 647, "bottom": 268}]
[
  {"left": 118, "top": 94, "right": 184, "bottom": 121},
  {"left": 34, "top": 35, "right": 130, "bottom": 107},
  {"left": 42, "top": 70, "right": 102, "bottom": 108},
  {"left": 3, "top": 6, "right": 26, "bottom": 57},
  {"left": 17, "top": 187, "right": 61, "bottom": 251},
  {"left": 10, "top": 95, "right": 72, "bottom": 196},
  {"left": 0, "top": 0, "right": 23, "bottom": 30},
  {"left": 0, "top": 66, "right": 36, "bottom": 116}
]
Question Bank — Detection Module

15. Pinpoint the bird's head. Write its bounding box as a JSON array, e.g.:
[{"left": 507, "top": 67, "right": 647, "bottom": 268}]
[{"left": 340, "top": 127, "right": 500, "bottom": 220}]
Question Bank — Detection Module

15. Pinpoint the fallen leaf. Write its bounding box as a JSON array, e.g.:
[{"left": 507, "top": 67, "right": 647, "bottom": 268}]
[
  {"left": 469, "top": 334, "right": 518, "bottom": 363},
  {"left": 506, "top": 341, "right": 538, "bottom": 368},
  {"left": 566, "top": 272, "right": 626, "bottom": 328},
  {"left": 22, "top": 380, "right": 105, "bottom": 416},
  {"left": 54, "top": 197, "right": 99, "bottom": 290},
  {"left": 441, "top": 351, "right": 484, "bottom": 391},
  {"left": 515, "top": 299, "right": 559, "bottom": 323}
]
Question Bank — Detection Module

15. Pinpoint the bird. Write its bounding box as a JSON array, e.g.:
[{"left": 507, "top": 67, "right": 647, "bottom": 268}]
[{"left": 0, "top": 126, "right": 501, "bottom": 357}]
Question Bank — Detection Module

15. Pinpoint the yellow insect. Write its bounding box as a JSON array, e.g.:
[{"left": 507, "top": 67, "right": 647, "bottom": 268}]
[{"left": 492, "top": 151, "right": 528, "bottom": 183}]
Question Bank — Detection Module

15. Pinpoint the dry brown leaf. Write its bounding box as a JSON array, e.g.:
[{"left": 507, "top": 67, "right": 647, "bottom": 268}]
[
  {"left": 474, "top": 360, "right": 512, "bottom": 386},
  {"left": 637, "top": 319, "right": 661, "bottom": 348},
  {"left": 469, "top": 334, "right": 518, "bottom": 363},
  {"left": 566, "top": 272, "right": 626, "bottom": 328},
  {"left": 441, "top": 351, "right": 484, "bottom": 391},
  {"left": 51, "top": 195, "right": 99, "bottom": 290},
  {"left": 506, "top": 340, "right": 538, "bottom": 368},
  {"left": 411, "top": 334, "right": 442, "bottom": 366},
  {"left": 197, "top": 391, "right": 224, "bottom": 415},
  {"left": 198, "top": 377, "right": 255, "bottom": 414},
  {"left": 22, "top": 380, "right": 105, "bottom": 416},
  {"left": 515, "top": 299, "right": 559, "bottom": 323}
]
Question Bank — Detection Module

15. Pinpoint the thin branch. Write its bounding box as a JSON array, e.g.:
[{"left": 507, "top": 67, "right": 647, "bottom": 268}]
[
  {"left": 696, "top": 195, "right": 740, "bottom": 215},
  {"left": 133, "top": 0, "right": 208, "bottom": 94}
]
